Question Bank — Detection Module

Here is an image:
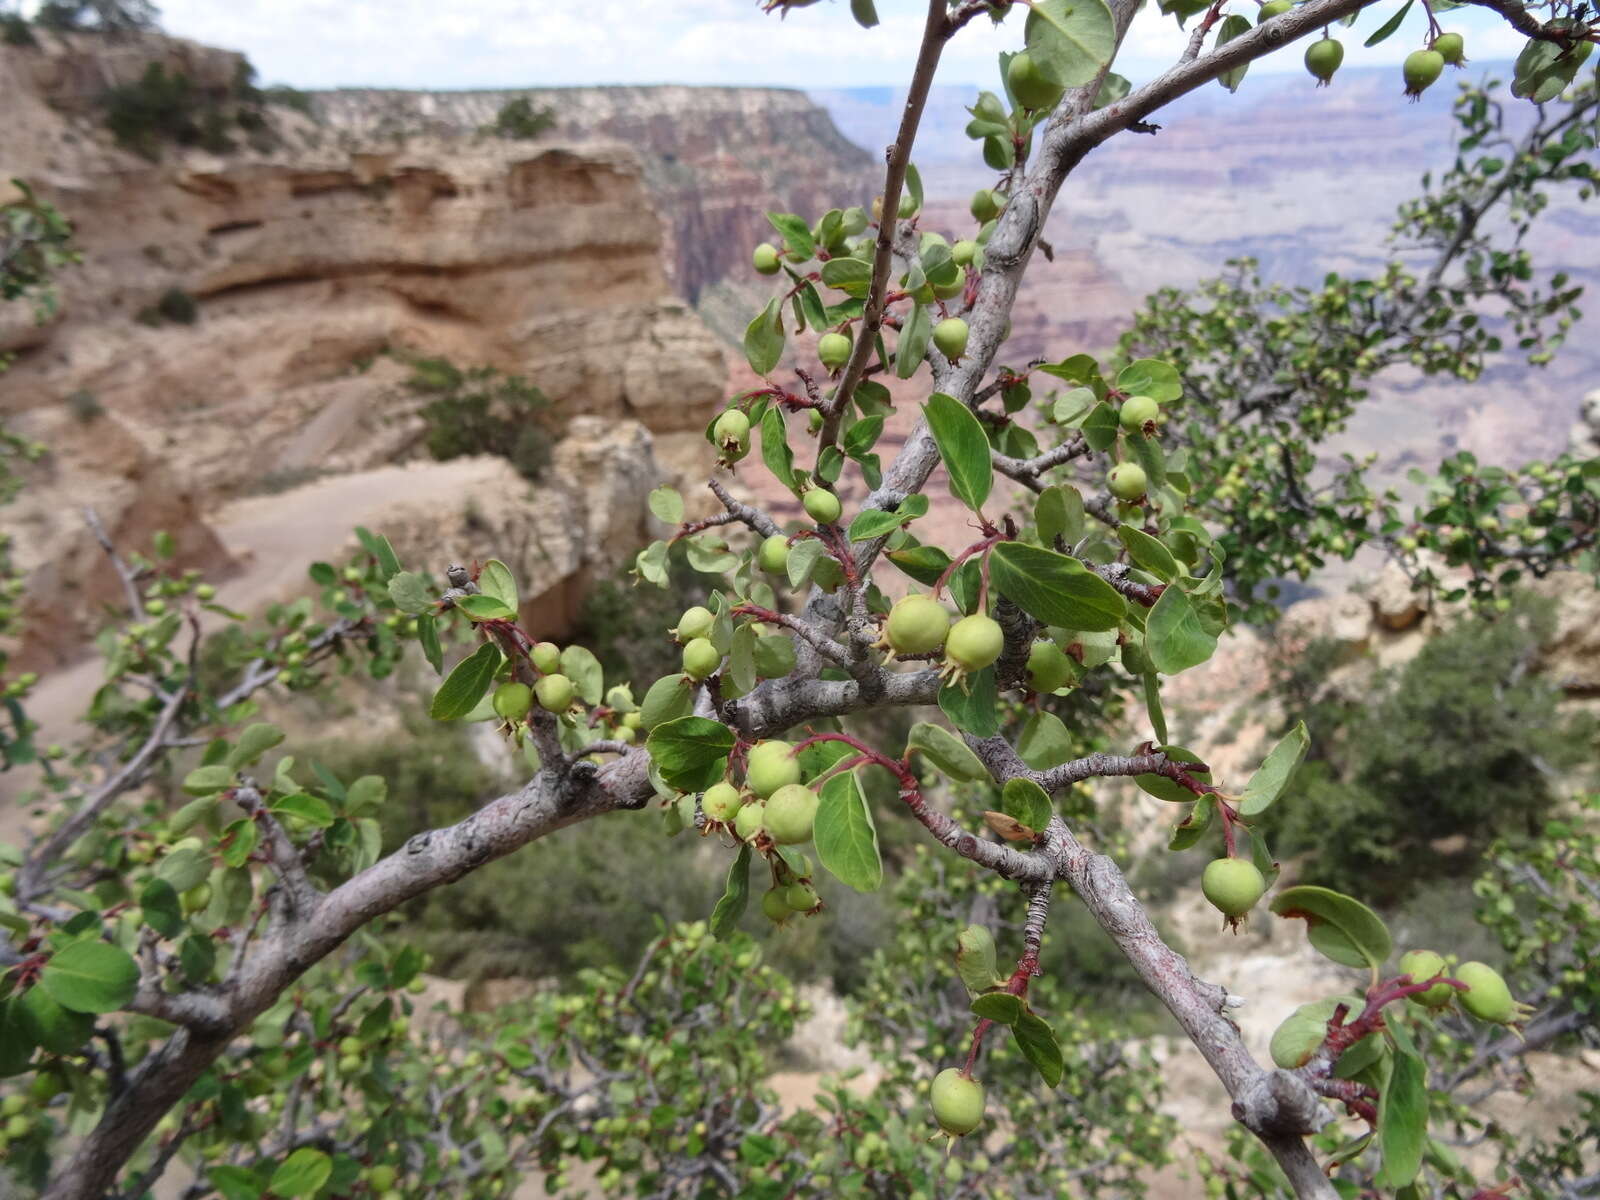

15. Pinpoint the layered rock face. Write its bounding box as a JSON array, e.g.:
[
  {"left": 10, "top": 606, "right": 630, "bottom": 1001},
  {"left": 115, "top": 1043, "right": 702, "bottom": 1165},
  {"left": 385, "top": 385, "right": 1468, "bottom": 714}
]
[
  {"left": 309, "top": 86, "right": 876, "bottom": 304},
  {"left": 0, "top": 33, "right": 728, "bottom": 669}
]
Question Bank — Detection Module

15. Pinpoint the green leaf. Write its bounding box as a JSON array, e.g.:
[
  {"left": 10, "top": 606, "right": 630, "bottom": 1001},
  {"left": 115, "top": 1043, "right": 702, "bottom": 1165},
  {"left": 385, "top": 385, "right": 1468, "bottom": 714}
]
[
  {"left": 847, "top": 494, "right": 928, "bottom": 542},
  {"left": 1116, "top": 358, "right": 1183, "bottom": 403},
  {"left": 1117, "top": 525, "right": 1180, "bottom": 582},
  {"left": 752, "top": 634, "right": 796, "bottom": 680},
  {"left": 990, "top": 542, "right": 1127, "bottom": 632},
  {"left": 413, "top": 614, "right": 443, "bottom": 676},
  {"left": 1135, "top": 745, "right": 1211, "bottom": 803},
  {"left": 40, "top": 940, "right": 139, "bottom": 1014},
  {"left": 206, "top": 1165, "right": 266, "bottom": 1200},
  {"left": 220, "top": 818, "right": 258, "bottom": 869},
  {"left": 1375, "top": 1052, "right": 1428, "bottom": 1189},
  {"left": 1238, "top": 722, "right": 1309, "bottom": 817},
  {"left": 759, "top": 408, "right": 797, "bottom": 493},
  {"left": 478, "top": 559, "right": 518, "bottom": 610},
  {"left": 815, "top": 771, "right": 882, "bottom": 892},
  {"left": 924, "top": 392, "right": 993, "bottom": 515},
  {"left": 1013, "top": 1009, "right": 1065, "bottom": 1087},
  {"left": 1143, "top": 671, "right": 1168, "bottom": 744},
  {"left": 648, "top": 486, "right": 684, "bottom": 525},
  {"left": 1270, "top": 885, "right": 1393, "bottom": 971},
  {"left": 1036, "top": 486, "right": 1084, "bottom": 549},
  {"left": 646, "top": 717, "right": 735, "bottom": 793},
  {"left": 850, "top": 0, "right": 879, "bottom": 27},
  {"left": 386, "top": 571, "right": 431, "bottom": 615},
  {"left": 1146, "top": 585, "right": 1217, "bottom": 674},
  {"left": 182, "top": 764, "right": 235, "bottom": 797},
  {"left": 560, "top": 645, "right": 604, "bottom": 706},
  {"left": 429, "top": 642, "right": 502, "bottom": 721},
  {"left": 356, "top": 529, "right": 402, "bottom": 583},
  {"left": 820, "top": 256, "right": 872, "bottom": 297},
  {"left": 971, "top": 992, "right": 1024, "bottom": 1024},
  {"left": 640, "top": 673, "right": 696, "bottom": 731},
  {"left": 709, "top": 843, "right": 753, "bottom": 940},
  {"left": 904, "top": 161, "right": 924, "bottom": 213},
  {"left": 896, "top": 304, "right": 932, "bottom": 378},
  {"left": 271, "top": 792, "right": 335, "bottom": 829},
  {"left": 227, "top": 723, "right": 284, "bottom": 770},
  {"left": 744, "top": 297, "right": 785, "bottom": 376},
  {"left": 766, "top": 212, "right": 814, "bottom": 260},
  {"left": 0, "top": 998, "right": 34, "bottom": 1076},
  {"left": 456, "top": 594, "right": 516, "bottom": 622},
  {"left": 1364, "top": 0, "right": 1413, "bottom": 45},
  {"left": 1017, "top": 710, "right": 1074, "bottom": 770},
  {"left": 1001, "top": 777, "right": 1053, "bottom": 835},
  {"left": 155, "top": 845, "right": 212, "bottom": 893},
  {"left": 1082, "top": 402, "right": 1120, "bottom": 451},
  {"left": 906, "top": 722, "right": 989, "bottom": 782},
  {"left": 956, "top": 924, "right": 1001, "bottom": 993},
  {"left": 16, "top": 986, "right": 93, "bottom": 1055},
  {"left": 140, "top": 879, "right": 184, "bottom": 938},
  {"left": 1214, "top": 14, "right": 1254, "bottom": 92},
  {"left": 1025, "top": 0, "right": 1117, "bottom": 86},
  {"left": 886, "top": 543, "right": 950, "bottom": 587},
  {"left": 1168, "top": 795, "right": 1216, "bottom": 851},
  {"left": 939, "top": 667, "right": 999, "bottom": 737},
  {"left": 269, "top": 1148, "right": 332, "bottom": 1199}
]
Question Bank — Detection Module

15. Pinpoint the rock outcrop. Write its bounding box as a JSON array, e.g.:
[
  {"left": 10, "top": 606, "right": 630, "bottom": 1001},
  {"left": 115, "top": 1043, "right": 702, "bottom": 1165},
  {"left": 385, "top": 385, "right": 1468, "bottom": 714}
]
[{"left": 0, "top": 33, "right": 729, "bottom": 670}]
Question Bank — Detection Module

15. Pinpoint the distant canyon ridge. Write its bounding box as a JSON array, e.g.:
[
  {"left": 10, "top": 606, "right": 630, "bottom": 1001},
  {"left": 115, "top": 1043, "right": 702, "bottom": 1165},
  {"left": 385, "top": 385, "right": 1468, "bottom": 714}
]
[{"left": 0, "top": 29, "right": 1593, "bottom": 680}]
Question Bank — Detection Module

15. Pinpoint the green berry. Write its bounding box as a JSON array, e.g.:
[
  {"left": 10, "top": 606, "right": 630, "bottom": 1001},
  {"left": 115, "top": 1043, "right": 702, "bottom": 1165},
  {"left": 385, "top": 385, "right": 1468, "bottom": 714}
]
[
  {"left": 713, "top": 409, "right": 752, "bottom": 461},
  {"left": 367, "top": 1166, "right": 398, "bottom": 1191},
  {"left": 1201, "top": 857, "right": 1267, "bottom": 919},
  {"left": 1398, "top": 949, "right": 1454, "bottom": 1007},
  {"left": 674, "top": 606, "right": 715, "bottom": 643},
  {"left": 1456, "top": 961, "right": 1519, "bottom": 1024},
  {"left": 6, "top": 1114, "right": 31, "bottom": 1139},
  {"left": 970, "top": 189, "right": 1002, "bottom": 223},
  {"left": 762, "top": 886, "right": 792, "bottom": 923},
  {"left": 746, "top": 740, "right": 801, "bottom": 798},
  {"left": 1006, "top": 50, "right": 1063, "bottom": 111},
  {"left": 195, "top": 583, "right": 216, "bottom": 600},
  {"left": 818, "top": 331, "right": 852, "bottom": 372},
  {"left": 765, "top": 783, "right": 819, "bottom": 844},
  {"left": 1119, "top": 394, "right": 1160, "bottom": 431},
  {"left": 734, "top": 801, "right": 765, "bottom": 842},
  {"left": 932, "top": 317, "right": 969, "bottom": 361},
  {"left": 1432, "top": 31, "right": 1465, "bottom": 64},
  {"left": 945, "top": 613, "right": 1004, "bottom": 673},
  {"left": 884, "top": 593, "right": 951, "bottom": 656},
  {"left": 758, "top": 533, "right": 790, "bottom": 575},
  {"left": 492, "top": 681, "right": 532, "bottom": 722},
  {"left": 1107, "top": 462, "right": 1148, "bottom": 501},
  {"left": 804, "top": 488, "right": 842, "bottom": 525},
  {"left": 784, "top": 882, "right": 819, "bottom": 911},
  {"left": 682, "top": 638, "right": 722, "bottom": 681},
  {"left": 1025, "top": 640, "right": 1072, "bottom": 693},
  {"left": 1258, "top": 0, "right": 1292, "bottom": 17},
  {"left": 531, "top": 641, "right": 562, "bottom": 675},
  {"left": 1305, "top": 37, "right": 1344, "bottom": 85},
  {"left": 1403, "top": 49, "right": 1444, "bottom": 98},
  {"left": 951, "top": 239, "right": 978, "bottom": 267},
  {"left": 930, "top": 1069, "right": 985, "bottom": 1136},
  {"left": 535, "top": 674, "right": 575, "bottom": 712},
  {"left": 702, "top": 782, "right": 743, "bottom": 823},
  {"left": 1, "top": 1096, "right": 25, "bottom": 1118},
  {"left": 753, "top": 243, "right": 782, "bottom": 275}
]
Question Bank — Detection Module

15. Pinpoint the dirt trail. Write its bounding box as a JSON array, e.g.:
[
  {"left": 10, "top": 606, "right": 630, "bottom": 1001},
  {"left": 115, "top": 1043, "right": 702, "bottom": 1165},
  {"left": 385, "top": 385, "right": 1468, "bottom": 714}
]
[{"left": 1, "top": 458, "right": 497, "bottom": 823}]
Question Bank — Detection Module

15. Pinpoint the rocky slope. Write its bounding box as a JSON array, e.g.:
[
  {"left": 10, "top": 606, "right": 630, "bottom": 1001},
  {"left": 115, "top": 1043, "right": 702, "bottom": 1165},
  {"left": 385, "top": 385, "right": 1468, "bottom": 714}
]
[{"left": 0, "top": 32, "right": 728, "bottom": 671}]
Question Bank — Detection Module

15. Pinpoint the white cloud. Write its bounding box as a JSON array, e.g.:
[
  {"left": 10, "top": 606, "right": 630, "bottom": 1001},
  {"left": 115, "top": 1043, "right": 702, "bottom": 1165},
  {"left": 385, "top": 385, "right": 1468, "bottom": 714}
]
[{"left": 152, "top": 0, "right": 1524, "bottom": 91}]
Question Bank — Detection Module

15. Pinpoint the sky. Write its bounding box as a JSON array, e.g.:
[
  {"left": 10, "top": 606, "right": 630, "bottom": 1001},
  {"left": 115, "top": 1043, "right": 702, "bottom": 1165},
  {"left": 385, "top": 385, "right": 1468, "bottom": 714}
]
[{"left": 139, "top": 0, "right": 1530, "bottom": 92}]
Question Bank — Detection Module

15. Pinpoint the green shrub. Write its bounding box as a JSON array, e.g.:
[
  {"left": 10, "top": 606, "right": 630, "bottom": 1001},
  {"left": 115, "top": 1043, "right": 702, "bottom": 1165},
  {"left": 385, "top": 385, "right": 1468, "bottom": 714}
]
[
  {"left": 2, "top": 13, "right": 36, "bottom": 44},
  {"left": 1261, "top": 595, "right": 1593, "bottom": 900},
  {"left": 406, "top": 355, "right": 553, "bottom": 483},
  {"left": 100, "top": 57, "right": 276, "bottom": 160},
  {"left": 486, "top": 97, "right": 554, "bottom": 140},
  {"left": 33, "top": 0, "right": 157, "bottom": 33}
]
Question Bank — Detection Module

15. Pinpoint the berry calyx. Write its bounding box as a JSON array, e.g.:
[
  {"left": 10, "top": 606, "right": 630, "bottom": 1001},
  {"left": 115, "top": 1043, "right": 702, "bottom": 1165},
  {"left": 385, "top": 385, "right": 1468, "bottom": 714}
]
[
  {"left": 880, "top": 593, "right": 952, "bottom": 657},
  {"left": 970, "top": 188, "right": 1003, "bottom": 223},
  {"left": 702, "top": 782, "right": 743, "bottom": 824},
  {"left": 1006, "top": 50, "right": 1064, "bottom": 111},
  {"left": 1107, "top": 462, "right": 1148, "bottom": 501},
  {"left": 682, "top": 638, "right": 723, "bottom": 681},
  {"left": 753, "top": 243, "right": 782, "bottom": 275},
  {"left": 932, "top": 317, "right": 970, "bottom": 362},
  {"left": 535, "top": 673, "right": 575, "bottom": 713},
  {"left": 930, "top": 1068, "right": 985, "bottom": 1137},
  {"left": 765, "top": 783, "right": 819, "bottom": 844},
  {"left": 1398, "top": 949, "right": 1454, "bottom": 1007},
  {"left": 1201, "top": 857, "right": 1267, "bottom": 923},
  {"left": 1402, "top": 49, "right": 1444, "bottom": 99},
  {"left": 1258, "top": 0, "right": 1292, "bottom": 18},
  {"left": 746, "top": 740, "right": 801, "bottom": 798},
  {"left": 492, "top": 681, "right": 533, "bottom": 722},
  {"left": 761, "top": 886, "right": 792, "bottom": 923},
  {"left": 673, "top": 606, "right": 715, "bottom": 643},
  {"left": 942, "top": 612, "right": 1004, "bottom": 688},
  {"left": 758, "top": 533, "right": 790, "bottom": 575},
  {"left": 1025, "top": 640, "right": 1073, "bottom": 694},
  {"left": 713, "top": 409, "right": 752, "bottom": 463},
  {"left": 733, "top": 801, "right": 765, "bottom": 842},
  {"left": 1432, "top": 31, "right": 1466, "bottom": 64},
  {"left": 530, "top": 641, "right": 562, "bottom": 675},
  {"left": 818, "top": 331, "right": 853, "bottom": 373},
  {"left": 951, "top": 239, "right": 978, "bottom": 267},
  {"left": 804, "top": 488, "right": 843, "bottom": 525},
  {"left": 1119, "top": 394, "right": 1160, "bottom": 432},
  {"left": 1456, "top": 961, "right": 1529, "bottom": 1024},
  {"left": 1305, "top": 37, "right": 1344, "bottom": 86}
]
